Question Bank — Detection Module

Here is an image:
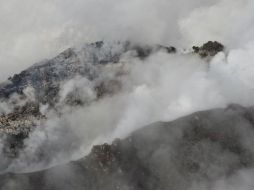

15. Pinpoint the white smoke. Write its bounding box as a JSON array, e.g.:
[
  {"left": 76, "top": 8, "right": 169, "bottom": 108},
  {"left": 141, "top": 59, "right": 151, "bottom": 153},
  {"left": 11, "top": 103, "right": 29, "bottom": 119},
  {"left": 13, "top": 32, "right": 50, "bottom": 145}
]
[
  {"left": 1, "top": 0, "right": 254, "bottom": 189},
  {"left": 179, "top": 0, "right": 254, "bottom": 48},
  {"left": 7, "top": 43, "right": 254, "bottom": 172}
]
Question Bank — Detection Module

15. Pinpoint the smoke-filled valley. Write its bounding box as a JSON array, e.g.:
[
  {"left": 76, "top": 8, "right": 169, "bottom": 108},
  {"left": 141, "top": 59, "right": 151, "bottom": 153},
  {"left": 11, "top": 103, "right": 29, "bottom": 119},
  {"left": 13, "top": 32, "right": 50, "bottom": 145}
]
[{"left": 1, "top": 0, "right": 254, "bottom": 189}]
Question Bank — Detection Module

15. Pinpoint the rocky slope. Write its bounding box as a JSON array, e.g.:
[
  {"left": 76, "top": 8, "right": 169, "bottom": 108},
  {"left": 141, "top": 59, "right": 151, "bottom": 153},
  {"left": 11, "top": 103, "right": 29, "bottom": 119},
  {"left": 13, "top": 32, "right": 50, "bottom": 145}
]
[
  {"left": 0, "top": 40, "right": 223, "bottom": 135},
  {"left": 0, "top": 41, "right": 177, "bottom": 104},
  {"left": 0, "top": 104, "right": 253, "bottom": 190},
  {"left": 0, "top": 41, "right": 178, "bottom": 134},
  {"left": 0, "top": 41, "right": 181, "bottom": 160}
]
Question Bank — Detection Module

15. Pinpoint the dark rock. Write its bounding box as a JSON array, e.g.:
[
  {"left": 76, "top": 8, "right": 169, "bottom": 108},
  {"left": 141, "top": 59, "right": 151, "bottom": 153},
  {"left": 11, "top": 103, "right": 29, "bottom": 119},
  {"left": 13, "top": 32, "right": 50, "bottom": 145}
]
[
  {"left": 158, "top": 45, "right": 177, "bottom": 53},
  {"left": 133, "top": 45, "right": 153, "bottom": 59},
  {"left": 0, "top": 101, "right": 44, "bottom": 159},
  {"left": 193, "top": 41, "right": 224, "bottom": 57},
  {"left": 91, "top": 41, "right": 104, "bottom": 48}
]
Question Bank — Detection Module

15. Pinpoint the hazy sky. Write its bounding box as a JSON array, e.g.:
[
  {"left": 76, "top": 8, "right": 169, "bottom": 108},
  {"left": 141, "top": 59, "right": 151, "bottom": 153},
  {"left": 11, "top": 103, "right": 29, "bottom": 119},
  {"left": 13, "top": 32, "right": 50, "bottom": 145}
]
[{"left": 0, "top": 0, "right": 228, "bottom": 81}]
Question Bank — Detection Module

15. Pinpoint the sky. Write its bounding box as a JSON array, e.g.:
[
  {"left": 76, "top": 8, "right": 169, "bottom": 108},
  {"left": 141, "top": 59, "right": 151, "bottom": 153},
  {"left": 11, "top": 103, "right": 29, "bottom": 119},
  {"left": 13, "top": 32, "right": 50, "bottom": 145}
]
[{"left": 2, "top": 0, "right": 253, "bottom": 81}]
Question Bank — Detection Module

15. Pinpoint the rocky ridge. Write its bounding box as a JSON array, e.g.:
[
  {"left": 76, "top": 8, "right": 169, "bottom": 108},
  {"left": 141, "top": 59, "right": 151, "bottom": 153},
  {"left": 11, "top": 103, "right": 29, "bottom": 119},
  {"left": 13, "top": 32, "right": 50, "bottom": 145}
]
[{"left": 0, "top": 105, "right": 253, "bottom": 190}]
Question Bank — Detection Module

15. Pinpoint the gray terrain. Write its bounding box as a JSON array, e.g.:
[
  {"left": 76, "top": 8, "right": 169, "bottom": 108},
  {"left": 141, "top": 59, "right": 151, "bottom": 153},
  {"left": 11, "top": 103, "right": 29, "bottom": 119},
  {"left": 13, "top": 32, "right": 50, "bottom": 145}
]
[{"left": 1, "top": 104, "right": 254, "bottom": 190}]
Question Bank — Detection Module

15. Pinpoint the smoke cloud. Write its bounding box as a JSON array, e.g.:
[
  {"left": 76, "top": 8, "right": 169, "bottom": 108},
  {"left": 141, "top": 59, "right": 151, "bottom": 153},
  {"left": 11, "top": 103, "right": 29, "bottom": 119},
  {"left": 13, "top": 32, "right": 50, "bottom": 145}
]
[
  {"left": 5, "top": 44, "right": 254, "bottom": 173},
  {"left": 1, "top": 0, "right": 254, "bottom": 189}
]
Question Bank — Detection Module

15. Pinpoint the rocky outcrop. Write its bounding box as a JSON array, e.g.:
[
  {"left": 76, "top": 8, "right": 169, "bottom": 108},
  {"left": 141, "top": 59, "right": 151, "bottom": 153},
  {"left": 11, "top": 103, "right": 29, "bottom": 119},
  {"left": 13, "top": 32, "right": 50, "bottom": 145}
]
[
  {"left": 193, "top": 41, "right": 224, "bottom": 57},
  {"left": 1, "top": 105, "right": 254, "bottom": 190},
  {"left": 0, "top": 102, "right": 45, "bottom": 158}
]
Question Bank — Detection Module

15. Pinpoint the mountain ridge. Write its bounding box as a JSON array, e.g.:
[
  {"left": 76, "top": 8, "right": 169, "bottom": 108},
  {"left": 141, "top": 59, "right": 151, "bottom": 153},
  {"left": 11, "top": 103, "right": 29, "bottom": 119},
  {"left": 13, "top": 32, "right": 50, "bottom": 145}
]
[{"left": 0, "top": 104, "right": 253, "bottom": 190}]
